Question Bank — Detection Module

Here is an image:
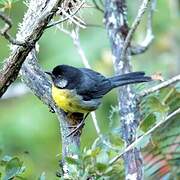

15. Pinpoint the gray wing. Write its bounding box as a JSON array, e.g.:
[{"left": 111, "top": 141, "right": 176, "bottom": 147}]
[{"left": 76, "top": 68, "right": 112, "bottom": 100}]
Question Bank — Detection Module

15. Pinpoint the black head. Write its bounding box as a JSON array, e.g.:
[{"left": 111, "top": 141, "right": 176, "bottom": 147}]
[{"left": 46, "top": 65, "right": 82, "bottom": 89}]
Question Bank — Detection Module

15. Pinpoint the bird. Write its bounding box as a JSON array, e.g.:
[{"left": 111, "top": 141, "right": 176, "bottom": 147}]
[{"left": 46, "top": 64, "right": 152, "bottom": 135}]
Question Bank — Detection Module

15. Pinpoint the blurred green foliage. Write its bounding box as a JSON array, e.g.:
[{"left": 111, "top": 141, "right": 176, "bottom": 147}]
[{"left": 0, "top": 0, "right": 180, "bottom": 179}]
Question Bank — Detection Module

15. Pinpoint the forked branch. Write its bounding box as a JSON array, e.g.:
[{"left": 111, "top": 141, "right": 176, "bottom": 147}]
[{"left": 0, "top": 0, "right": 64, "bottom": 98}]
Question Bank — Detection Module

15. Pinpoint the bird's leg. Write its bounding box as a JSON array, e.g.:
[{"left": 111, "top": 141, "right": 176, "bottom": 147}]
[
  {"left": 67, "top": 112, "right": 83, "bottom": 128},
  {"left": 66, "top": 113, "right": 90, "bottom": 137}
]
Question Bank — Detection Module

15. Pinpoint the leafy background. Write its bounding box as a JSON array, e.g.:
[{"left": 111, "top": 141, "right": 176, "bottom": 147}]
[{"left": 0, "top": 0, "right": 179, "bottom": 179}]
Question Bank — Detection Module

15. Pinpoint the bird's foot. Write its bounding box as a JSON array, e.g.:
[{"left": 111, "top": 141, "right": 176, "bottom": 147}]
[
  {"left": 66, "top": 113, "right": 90, "bottom": 137},
  {"left": 66, "top": 119, "right": 85, "bottom": 137}
]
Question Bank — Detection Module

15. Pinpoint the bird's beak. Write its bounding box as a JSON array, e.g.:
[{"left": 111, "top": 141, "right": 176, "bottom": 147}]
[
  {"left": 45, "top": 71, "right": 55, "bottom": 81},
  {"left": 45, "top": 71, "right": 52, "bottom": 76}
]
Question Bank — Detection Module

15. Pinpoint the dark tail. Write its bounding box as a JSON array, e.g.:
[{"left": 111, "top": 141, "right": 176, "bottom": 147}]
[{"left": 109, "top": 71, "right": 152, "bottom": 88}]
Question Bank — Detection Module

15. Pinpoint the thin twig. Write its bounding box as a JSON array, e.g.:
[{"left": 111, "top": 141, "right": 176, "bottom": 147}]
[
  {"left": 0, "top": 12, "right": 27, "bottom": 46},
  {"left": 140, "top": 74, "right": 180, "bottom": 97},
  {"left": 104, "top": 0, "right": 150, "bottom": 178},
  {"left": 46, "top": 1, "right": 85, "bottom": 28},
  {"left": 59, "top": 7, "right": 86, "bottom": 29},
  {"left": 91, "top": 112, "right": 101, "bottom": 135},
  {"left": 92, "top": 0, "right": 104, "bottom": 13},
  {"left": 71, "top": 29, "right": 101, "bottom": 135},
  {"left": 57, "top": 26, "right": 101, "bottom": 135},
  {"left": 120, "top": 0, "right": 151, "bottom": 60},
  {"left": 131, "top": 0, "right": 156, "bottom": 55},
  {"left": 66, "top": 117, "right": 86, "bottom": 137},
  {"left": 109, "top": 107, "right": 180, "bottom": 165},
  {"left": 69, "top": 12, "right": 86, "bottom": 28},
  {"left": 71, "top": 29, "right": 91, "bottom": 67}
]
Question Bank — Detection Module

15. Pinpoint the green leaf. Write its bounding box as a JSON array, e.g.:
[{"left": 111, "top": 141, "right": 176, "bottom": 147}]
[
  {"left": 109, "top": 132, "right": 124, "bottom": 147},
  {"left": 4, "top": 157, "right": 23, "bottom": 180},
  {"left": 65, "top": 157, "right": 79, "bottom": 165},
  {"left": 96, "top": 163, "right": 108, "bottom": 172},
  {"left": 140, "top": 113, "right": 156, "bottom": 132},
  {"left": 104, "top": 166, "right": 113, "bottom": 174},
  {"left": 91, "top": 147, "right": 101, "bottom": 157},
  {"left": 82, "top": 154, "right": 91, "bottom": 162},
  {"left": 143, "top": 108, "right": 180, "bottom": 179},
  {"left": 167, "top": 92, "right": 180, "bottom": 112},
  {"left": 158, "top": 87, "right": 175, "bottom": 103},
  {"left": 147, "top": 96, "right": 169, "bottom": 113},
  {"left": 39, "top": 172, "right": 46, "bottom": 180}
]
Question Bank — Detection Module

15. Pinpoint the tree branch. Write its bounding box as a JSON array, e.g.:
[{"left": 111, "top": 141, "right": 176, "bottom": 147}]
[
  {"left": 57, "top": 6, "right": 86, "bottom": 29},
  {"left": 121, "top": 0, "right": 151, "bottom": 61},
  {"left": 140, "top": 74, "right": 180, "bottom": 97},
  {"left": 104, "top": 0, "right": 153, "bottom": 179},
  {"left": 109, "top": 107, "right": 180, "bottom": 165},
  {"left": 1, "top": 0, "right": 83, "bottom": 177},
  {"left": 20, "top": 49, "right": 82, "bottom": 175},
  {"left": 0, "top": 0, "right": 64, "bottom": 98},
  {"left": 131, "top": 0, "right": 156, "bottom": 55},
  {"left": 46, "top": 0, "right": 85, "bottom": 28}
]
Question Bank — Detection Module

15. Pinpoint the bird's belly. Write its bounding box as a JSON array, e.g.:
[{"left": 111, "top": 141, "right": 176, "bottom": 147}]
[{"left": 52, "top": 86, "right": 98, "bottom": 113}]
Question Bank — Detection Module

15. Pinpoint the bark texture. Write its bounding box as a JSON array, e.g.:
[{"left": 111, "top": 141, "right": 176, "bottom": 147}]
[{"left": 104, "top": 0, "right": 143, "bottom": 179}]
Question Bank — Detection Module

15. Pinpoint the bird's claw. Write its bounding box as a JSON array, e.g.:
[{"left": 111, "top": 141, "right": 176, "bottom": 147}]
[{"left": 66, "top": 120, "right": 85, "bottom": 137}]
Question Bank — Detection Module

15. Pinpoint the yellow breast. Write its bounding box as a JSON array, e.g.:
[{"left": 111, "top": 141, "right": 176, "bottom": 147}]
[{"left": 51, "top": 85, "right": 90, "bottom": 113}]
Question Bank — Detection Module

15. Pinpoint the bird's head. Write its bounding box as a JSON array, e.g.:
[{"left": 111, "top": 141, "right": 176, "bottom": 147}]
[{"left": 45, "top": 65, "right": 81, "bottom": 89}]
